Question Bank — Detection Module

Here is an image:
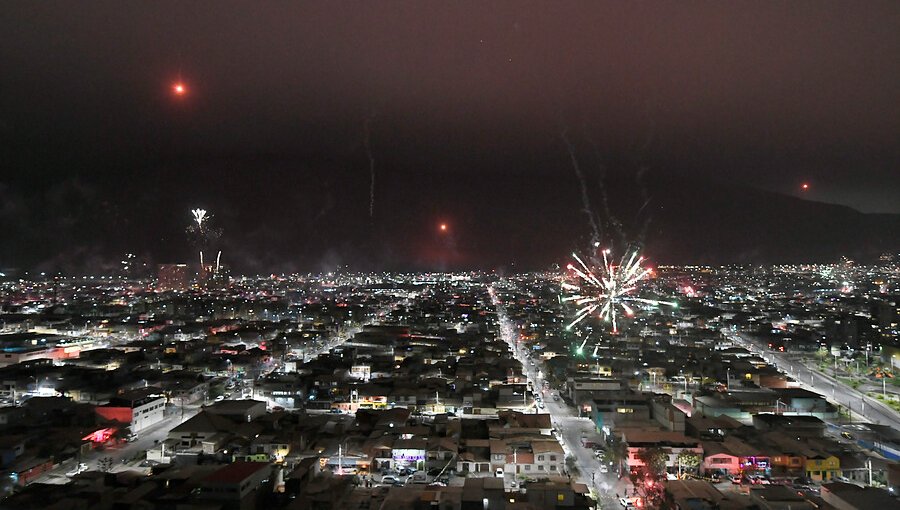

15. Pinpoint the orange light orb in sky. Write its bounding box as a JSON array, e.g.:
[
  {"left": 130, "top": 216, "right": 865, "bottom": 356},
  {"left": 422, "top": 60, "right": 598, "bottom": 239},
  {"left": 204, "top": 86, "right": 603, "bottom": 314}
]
[
  {"left": 173, "top": 83, "right": 186, "bottom": 96},
  {"left": 439, "top": 223, "right": 448, "bottom": 232},
  {"left": 801, "top": 183, "right": 809, "bottom": 191}
]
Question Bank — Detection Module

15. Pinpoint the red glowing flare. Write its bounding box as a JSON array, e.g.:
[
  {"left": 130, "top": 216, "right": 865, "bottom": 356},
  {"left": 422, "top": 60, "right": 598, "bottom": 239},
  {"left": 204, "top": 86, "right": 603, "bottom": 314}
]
[
  {"left": 801, "top": 183, "right": 809, "bottom": 191},
  {"left": 439, "top": 223, "right": 448, "bottom": 232},
  {"left": 172, "top": 83, "right": 186, "bottom": 95}
]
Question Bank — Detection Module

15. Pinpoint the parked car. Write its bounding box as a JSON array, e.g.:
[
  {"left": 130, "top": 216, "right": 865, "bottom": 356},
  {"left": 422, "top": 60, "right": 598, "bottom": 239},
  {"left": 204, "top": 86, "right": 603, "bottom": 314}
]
[
  {"left": 65, "top": 463, "right": 88, "bottom": 477},
  {"left": 619, "top": 497, "right": 639, "bottom": 507},
  {"left": 495, "top": 468, "right": 504, "bottom": 477},
  {"left": 381, "top": 475, "right": 401, "bottom": 485}
]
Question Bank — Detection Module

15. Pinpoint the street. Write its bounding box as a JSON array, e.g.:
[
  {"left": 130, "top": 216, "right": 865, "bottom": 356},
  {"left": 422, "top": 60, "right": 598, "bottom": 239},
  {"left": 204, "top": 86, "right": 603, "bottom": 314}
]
[
  {"left": 727, "top": 329, "right": 900, "bottom": 429},
  {"left": 490, "top": 286, "right": 628, "bottom": 508},
  {"left": 33, "top": 402, "right": 202, "bottom": 484}
]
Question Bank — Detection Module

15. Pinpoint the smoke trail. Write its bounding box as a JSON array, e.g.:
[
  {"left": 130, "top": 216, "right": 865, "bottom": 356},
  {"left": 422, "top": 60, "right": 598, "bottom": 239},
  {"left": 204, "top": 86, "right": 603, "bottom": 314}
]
[
  {"left": 364, "top": 114, "right": 377, "bottom": 218},
  {"left": 633, "top": 119, "right": 655, "bottom": 243},
  {"left": 583, "top": 132, "right": 626, "bottom": 249},
  {"left": 634, "top": 166, "right": 653, "bottom": 243},
  {"left": 560, "top": 126, "right": 602, "bottom": 247}
]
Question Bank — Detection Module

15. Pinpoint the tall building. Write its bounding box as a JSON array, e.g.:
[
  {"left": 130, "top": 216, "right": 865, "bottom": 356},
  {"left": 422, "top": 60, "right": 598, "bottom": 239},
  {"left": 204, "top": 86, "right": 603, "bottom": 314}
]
[{"left": 157, "top": 264, "right": 190, "bottom": 291}]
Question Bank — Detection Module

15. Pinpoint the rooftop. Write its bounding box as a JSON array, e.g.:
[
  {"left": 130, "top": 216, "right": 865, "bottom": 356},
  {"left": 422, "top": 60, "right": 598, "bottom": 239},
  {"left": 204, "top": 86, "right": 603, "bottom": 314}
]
[
  {"left": 822, "top": 482, "right": 900, "bottom": 509},
  {"left": 205, "top": 399, "right": 265, "bottom": 413},
  {"left": 203, "top": 461, "right": 270, "bottom": 485}
]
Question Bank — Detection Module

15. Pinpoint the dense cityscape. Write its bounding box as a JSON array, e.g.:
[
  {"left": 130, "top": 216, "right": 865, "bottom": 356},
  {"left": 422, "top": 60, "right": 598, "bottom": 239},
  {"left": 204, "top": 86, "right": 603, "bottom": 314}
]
[
  {"left": 4, "top": 2, "right": 900, "bottom": 510},
  {"left": 0, "top": 256, "right": 897, "bottom": 509}
]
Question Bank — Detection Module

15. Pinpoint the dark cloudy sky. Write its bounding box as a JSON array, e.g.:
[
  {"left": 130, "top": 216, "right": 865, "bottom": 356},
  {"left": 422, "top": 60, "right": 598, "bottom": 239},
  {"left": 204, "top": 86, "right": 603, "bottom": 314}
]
[{"left": 1, "top": 2, "right": 898, "bottom": 272}]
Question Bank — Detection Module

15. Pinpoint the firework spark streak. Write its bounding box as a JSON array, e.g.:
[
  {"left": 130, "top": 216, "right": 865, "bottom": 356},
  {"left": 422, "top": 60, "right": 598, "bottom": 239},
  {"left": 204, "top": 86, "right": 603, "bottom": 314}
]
[
  {"left": 187, "top": 208, "right": 222, "bottom": 268},
  {"left": 191, "top": 209, "right": 208, "bottom": 228},
  {"left": 563, "top": 248, "right": 676, "bottom": 333}
]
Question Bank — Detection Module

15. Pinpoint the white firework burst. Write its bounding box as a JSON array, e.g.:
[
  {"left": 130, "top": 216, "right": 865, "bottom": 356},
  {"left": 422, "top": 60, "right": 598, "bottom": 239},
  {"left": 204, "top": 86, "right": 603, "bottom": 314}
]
[
  {"left": 563, "top": 247, "right": 676, "bottom": 333},
  {"left": 191, "top": 208, "right": 208, "bottom": 228}
]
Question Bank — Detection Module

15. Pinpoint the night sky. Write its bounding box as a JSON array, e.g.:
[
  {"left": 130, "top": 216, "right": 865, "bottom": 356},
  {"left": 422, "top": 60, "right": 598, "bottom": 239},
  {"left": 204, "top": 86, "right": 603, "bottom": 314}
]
[{"left": 1, "top": 2, "right": 899, "bottom": 273}]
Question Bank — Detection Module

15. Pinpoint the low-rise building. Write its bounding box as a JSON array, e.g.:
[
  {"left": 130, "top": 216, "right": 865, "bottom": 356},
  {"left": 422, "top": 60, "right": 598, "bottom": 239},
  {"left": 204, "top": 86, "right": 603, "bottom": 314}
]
[
  {"left": 95, "top": 388, "right": 166, "bottom": 433},
  {"left": 198, "top": 461, "right": 273, "bottom": 510}
]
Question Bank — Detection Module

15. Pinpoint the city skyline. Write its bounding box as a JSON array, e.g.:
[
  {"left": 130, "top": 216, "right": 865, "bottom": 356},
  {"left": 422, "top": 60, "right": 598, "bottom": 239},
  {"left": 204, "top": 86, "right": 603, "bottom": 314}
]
[
  {"left": 2, "top": 2, "right": 899, "bottom": 273},
  {"left": 4, "top": 4, "right": 900, "bottom": 509}
]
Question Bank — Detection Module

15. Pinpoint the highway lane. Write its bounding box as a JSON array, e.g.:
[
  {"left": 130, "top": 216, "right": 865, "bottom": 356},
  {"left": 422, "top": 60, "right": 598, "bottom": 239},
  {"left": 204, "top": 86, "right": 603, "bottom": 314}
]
[{"left": 726, "top": 329, "right": 900, "bottom": 429}]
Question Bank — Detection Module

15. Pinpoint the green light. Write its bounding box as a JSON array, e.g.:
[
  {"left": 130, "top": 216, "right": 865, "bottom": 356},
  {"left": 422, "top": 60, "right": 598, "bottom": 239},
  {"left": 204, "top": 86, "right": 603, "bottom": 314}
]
[{"left": 576, "top": 347, "right": 584, "bottom": 355}]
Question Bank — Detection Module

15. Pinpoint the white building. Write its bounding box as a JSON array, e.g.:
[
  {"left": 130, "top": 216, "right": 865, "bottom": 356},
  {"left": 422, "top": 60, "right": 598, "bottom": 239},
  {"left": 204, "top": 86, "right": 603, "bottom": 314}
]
[{"left": 95, "top": 389, "right": 166, "bottom": 433}]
